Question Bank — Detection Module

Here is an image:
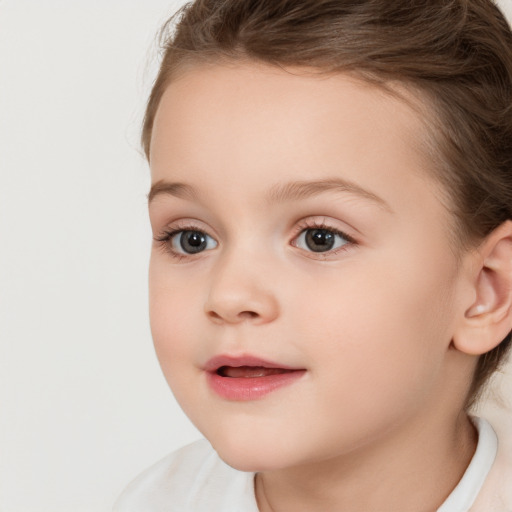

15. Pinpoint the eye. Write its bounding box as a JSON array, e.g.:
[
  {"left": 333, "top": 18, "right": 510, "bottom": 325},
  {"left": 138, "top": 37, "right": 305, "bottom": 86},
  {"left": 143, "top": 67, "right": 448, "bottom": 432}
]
[
  {"left": 294, "top": 227, "right": 351, "bottom": 253},
  {"left": 170, "top": 230, "right": 218, "bottom": 255}
]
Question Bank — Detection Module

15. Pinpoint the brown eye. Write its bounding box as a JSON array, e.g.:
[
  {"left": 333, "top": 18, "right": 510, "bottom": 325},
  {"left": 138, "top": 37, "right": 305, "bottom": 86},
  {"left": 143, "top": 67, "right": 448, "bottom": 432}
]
[
  {"left": 171, "top": 230, "right": 217, "bottom": 254},
  {"left": 295, "top": 228, "right": 349, "bottom": 253},
  {"left": 305, "top": 229, "right": 335, "bottom": 252}
]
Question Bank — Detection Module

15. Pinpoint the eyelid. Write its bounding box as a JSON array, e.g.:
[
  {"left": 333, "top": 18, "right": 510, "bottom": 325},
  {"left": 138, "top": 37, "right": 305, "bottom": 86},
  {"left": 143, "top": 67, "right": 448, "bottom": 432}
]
[
  {"left": 154, "top": 218, "right": 217, "bottom": 240},
  {"left": 292, "top": 217, "right": 357, "bottom": 241},
  {"left": 153, "top": 219, "right": 219, "bottom": 261},
  {"left": 290, "top": 217, "right": 358, "bottom": 257}
]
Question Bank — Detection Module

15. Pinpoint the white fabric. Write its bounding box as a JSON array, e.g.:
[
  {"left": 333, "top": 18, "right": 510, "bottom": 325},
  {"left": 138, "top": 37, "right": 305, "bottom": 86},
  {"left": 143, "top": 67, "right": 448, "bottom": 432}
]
[
  {"left": 437, "top": 417, "right": 497, "bottom": 512},
  {"left": 114, "top": 440, "right": 259, "bottom": 512},
  {"left": 114, "top": 416, "right": 509, "bottom": 512}
]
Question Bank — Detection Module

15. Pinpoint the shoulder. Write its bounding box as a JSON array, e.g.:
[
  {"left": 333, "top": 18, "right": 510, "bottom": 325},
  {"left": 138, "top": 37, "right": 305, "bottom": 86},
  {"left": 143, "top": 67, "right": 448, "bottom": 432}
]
[{"left": 113, "top": 439, "right": 258, "bottom": 512}]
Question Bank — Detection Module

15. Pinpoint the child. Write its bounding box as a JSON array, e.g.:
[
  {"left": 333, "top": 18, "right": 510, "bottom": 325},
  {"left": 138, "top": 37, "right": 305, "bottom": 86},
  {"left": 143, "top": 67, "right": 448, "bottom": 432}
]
[{"left": 115, "top": 0, "right": 512, "bottom": 510}]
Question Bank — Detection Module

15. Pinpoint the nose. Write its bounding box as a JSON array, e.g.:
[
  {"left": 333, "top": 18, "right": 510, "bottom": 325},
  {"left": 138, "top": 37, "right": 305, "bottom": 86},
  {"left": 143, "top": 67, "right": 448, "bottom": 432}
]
[{"left": 204, "top": 251, "right": 279, "bottom": 325}]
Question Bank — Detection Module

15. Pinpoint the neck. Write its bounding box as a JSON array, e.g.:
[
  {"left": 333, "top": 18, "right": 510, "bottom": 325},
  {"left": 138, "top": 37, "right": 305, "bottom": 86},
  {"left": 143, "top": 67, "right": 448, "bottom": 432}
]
[{"left": 255, "top": 410, "right": 477, "bottom": 512}]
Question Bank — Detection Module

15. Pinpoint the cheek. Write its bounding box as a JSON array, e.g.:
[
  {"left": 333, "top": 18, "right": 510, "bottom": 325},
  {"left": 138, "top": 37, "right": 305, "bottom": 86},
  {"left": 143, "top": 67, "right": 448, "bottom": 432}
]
[
  {"left": 291, "top": 245, "right": 457, "bottom": 410},
  {"left": 148, "top": 257, "right": 202, "bottom": 376}
]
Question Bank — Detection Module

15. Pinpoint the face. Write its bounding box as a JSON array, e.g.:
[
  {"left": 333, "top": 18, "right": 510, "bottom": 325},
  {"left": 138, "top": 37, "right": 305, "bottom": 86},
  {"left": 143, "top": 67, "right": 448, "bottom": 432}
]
[{"left": 148, "top": 62, "right": 468, "bottom": 472}]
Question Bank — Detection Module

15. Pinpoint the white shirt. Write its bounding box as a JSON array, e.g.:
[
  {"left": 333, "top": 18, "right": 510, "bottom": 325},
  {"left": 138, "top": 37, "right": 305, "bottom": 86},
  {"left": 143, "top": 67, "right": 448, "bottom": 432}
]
[{"left": 114, "top": 416, "right": 510, "bottom": 512}]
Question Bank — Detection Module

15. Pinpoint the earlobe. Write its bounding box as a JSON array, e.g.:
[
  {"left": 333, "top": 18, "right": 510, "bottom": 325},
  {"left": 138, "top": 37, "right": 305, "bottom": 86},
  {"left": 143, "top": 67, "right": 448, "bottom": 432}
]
[{"left": 453, "top": 220, "right": 512, "bottom": 356}]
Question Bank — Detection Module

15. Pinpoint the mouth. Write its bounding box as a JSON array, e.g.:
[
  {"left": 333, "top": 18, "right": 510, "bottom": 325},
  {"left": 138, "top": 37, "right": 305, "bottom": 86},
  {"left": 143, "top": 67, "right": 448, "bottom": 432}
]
[
  {"left": 204, "top": 354, "right": 306, "bottom": 401},
  {"left": 216, "top": 365, "right": 297, "bottom": 378}
]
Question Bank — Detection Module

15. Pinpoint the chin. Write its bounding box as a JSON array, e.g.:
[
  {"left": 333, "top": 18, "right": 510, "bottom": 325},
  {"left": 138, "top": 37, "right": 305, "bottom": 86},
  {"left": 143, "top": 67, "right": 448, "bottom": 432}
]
[
  {"left": 203, "top": 425, "right": 303, "bottom": 473},
  {"left": 213, "top": 443, "right": 288, "bottom": 472}
]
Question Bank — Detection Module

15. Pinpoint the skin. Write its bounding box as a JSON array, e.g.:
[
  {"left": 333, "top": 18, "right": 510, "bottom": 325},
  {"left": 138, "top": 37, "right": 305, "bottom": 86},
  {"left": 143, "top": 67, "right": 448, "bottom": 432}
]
[{"left": 147, "top": 62, "right": 483, "bottom": 511}]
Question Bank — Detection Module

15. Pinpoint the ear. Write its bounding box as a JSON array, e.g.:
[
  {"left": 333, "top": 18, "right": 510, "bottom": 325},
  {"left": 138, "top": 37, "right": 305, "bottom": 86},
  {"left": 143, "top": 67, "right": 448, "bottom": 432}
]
[{"left": 452, "top": 220, "right": 512, "bottom": 355}]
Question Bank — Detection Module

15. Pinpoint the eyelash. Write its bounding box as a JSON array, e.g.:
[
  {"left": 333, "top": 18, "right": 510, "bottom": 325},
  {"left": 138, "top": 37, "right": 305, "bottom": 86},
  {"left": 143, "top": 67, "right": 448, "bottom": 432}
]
[
  {"left": 293, "top": 219, "right": 357, "bottom": 257},
  {"left": 154, "top": 221, "right": 208, "bottom": 262},
  {"left": 154, "top": 219, "right": 357, "bottom": 261}
]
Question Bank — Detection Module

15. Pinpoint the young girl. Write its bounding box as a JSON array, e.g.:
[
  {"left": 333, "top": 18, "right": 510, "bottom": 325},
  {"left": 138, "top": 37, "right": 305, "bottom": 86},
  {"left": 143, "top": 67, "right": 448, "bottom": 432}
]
[{"left": 115, "top": 1, "right": 512, "bottom": 510}]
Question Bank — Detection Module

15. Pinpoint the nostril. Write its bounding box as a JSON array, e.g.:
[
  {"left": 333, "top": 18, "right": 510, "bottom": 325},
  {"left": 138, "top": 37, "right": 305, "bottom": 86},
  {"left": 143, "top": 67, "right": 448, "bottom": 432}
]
[
  {"left": 206, "top": 309, "right": 259, "bottom": 323},
  {"left": 239, "top": 311, "right": 258, "bottom": 319}
]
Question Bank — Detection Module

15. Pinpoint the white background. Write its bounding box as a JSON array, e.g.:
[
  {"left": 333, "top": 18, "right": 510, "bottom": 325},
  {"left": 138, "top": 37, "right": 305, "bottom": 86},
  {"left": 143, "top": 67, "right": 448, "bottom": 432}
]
[{"left": 1, "top": 1, "right": 511, "bottom": 511}]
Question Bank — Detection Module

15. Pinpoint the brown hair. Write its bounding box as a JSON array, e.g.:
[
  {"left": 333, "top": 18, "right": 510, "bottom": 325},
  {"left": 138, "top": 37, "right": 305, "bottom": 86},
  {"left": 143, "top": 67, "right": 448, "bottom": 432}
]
[{"left": 142, "top": 0, "right": 512, "bottom": 409}]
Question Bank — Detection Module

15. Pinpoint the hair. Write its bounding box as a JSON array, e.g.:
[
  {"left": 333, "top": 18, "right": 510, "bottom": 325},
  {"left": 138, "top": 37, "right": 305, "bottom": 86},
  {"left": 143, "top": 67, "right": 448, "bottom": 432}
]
[{"left": 142, "top": 0, "right": 512, "bottom": 410}]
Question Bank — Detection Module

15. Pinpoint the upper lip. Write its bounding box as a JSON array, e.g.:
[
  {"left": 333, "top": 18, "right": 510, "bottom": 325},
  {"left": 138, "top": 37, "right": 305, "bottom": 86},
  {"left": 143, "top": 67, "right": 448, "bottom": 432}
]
[{"left": 203, "top": 354, "right": 303, "bottom": 373}]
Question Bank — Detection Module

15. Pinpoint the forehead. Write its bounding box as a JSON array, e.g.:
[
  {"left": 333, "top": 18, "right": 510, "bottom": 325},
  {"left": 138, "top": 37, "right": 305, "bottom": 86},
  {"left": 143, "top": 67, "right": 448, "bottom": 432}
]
[
  {"left": 153, "top": 63, "right": 423, "bottom": 139},
  {"left": 150, "top": 62, "right": 441, "bottom": 213}
]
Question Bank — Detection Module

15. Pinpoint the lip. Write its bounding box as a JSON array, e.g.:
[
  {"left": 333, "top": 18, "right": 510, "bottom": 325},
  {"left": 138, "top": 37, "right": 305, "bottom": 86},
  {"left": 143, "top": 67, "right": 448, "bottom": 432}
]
[{"left": 203, "top": 354, "right": 306, "bottom": 401}]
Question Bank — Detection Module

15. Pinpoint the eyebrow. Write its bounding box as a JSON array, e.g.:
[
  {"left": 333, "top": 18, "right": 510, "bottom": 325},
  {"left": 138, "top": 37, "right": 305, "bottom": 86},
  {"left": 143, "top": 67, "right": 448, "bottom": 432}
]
[
  {"left": 148, "top": 177, "right": 392, "bottom": 212},
  {"left": 266, "top": 178, "right": 392, "bottom": 211},
  {"left": 148, "top": 181, "right": 197, "bottom": 203}
]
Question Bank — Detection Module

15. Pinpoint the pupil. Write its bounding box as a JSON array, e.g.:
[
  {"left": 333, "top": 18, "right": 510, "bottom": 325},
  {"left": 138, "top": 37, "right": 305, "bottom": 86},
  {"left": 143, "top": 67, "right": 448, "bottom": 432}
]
[
  {"left": 181, "top": 231, "right": 207, "bottom": 253},
  {"left": 306, "top": 229, "right": 335, "bottom": 252}
]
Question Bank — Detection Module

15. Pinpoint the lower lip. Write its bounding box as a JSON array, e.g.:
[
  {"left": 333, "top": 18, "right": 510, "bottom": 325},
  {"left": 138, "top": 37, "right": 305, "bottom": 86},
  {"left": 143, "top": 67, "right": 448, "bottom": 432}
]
[{"left": 206, "top": 370, "right": 306, "bottom": 401}]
